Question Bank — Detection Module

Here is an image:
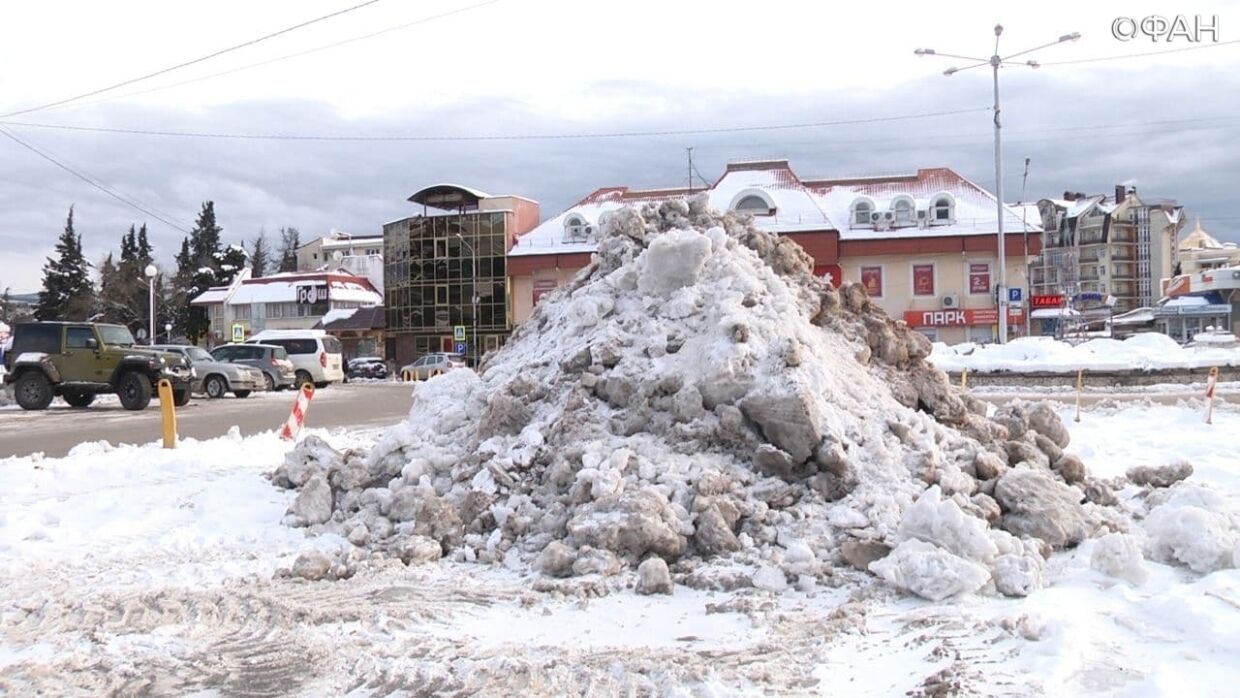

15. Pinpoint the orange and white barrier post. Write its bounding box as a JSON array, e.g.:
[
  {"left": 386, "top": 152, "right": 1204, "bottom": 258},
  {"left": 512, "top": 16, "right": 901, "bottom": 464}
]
[
  {"left": 279, "top": 383, "right": 315, "bottom": 440},
  {"left": 1205, "top": 366, "right": 1219, "bottom": 425},
  {"left": 960, "top": 368, "right": 968, "bottom": 390}
]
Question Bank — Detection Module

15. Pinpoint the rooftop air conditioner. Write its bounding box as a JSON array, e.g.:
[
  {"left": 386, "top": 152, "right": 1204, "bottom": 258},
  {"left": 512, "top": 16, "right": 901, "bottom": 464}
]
[{"left": 942, "top": 293, "right": 961, "bottom": 309}]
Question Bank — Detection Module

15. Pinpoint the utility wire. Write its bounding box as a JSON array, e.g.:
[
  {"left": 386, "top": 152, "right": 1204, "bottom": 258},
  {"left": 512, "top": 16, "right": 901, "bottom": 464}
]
[
  {"left": 0, "top": 107, "right": 991, "bottom": 142},
  {"left": 0, "top": 126, "right": 190, "bottom": 233},
  {"left": 1040, "top": 38, "right": 1240, "bottom": 66},
  {"left": 44, "top": 0, "right": 504, "bottom": 114},
  {"left": 1, "top": 0, "right": 385, "bottom": 118}
]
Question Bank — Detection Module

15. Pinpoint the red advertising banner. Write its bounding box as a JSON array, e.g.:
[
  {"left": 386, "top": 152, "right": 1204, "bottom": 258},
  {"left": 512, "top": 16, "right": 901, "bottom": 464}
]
[
  {"left": 968, "top": 263, "right": 991, "bottom": 294},
  {"left": 861, "top": 266, "right": 883, "bottom": 297},
  {"left": 532, "top": 279, "right": 557, "bottom": 305},
  {"left": 912, "top": 264, "right": 935, "bottom": 296},
  {"left": 904, "top": 308, "right": 1025, "bottom": 327},
  {"left": 1030, "top": 294, "right": 1065, "bottom": 309}
]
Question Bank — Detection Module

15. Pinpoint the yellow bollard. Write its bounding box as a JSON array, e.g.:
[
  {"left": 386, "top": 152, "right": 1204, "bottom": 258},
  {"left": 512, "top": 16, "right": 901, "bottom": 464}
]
[
  {"left": 960, "top": 368, "right": 968, "bottom": 390},
  {"left": 157, "top": 378, "right": 178, "bottom": 449},
  {"left": 402, "top": 369, "right": 414, "bottom": 382},
  {"left": 1074, "top": 369, "right": 1083, "bottom": 423}
]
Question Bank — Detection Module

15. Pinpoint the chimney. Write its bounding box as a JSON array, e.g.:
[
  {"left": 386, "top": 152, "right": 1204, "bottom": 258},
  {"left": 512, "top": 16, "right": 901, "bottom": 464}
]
[{"left": 1115, "top": 185, "right": 1126, "bottom": 203}]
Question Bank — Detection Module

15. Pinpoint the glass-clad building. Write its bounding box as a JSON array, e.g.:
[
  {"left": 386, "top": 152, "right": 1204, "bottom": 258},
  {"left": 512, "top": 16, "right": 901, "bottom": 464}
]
[{"left": 383, "top": 184, "right": 539, "bottom": 366}]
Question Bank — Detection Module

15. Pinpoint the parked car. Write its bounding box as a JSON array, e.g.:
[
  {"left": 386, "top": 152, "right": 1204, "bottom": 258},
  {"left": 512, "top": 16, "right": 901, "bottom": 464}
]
[
  {"left": 3, "top": 322, "right": 192, "bottom": 410},
  {"left": 210, "top": 343, "right": 296, "bottom": 391},
  {"left": 246, "top": 330, "right": 344, "bottom": 388},
  {"left": 152, "top": 344, "right": 266, "bottom": 398},
  {"left": 347, "top": 357, "right": 388, "bottom": 381},
  {"left": 399, "top": 353, "right": 466, "bottom": 381}
]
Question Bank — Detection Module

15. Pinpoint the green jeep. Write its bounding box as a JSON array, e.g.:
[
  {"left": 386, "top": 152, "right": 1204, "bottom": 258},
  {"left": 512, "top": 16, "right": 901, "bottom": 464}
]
[{"left": 2, "top": 322, "right": 193, "bottom": 411}]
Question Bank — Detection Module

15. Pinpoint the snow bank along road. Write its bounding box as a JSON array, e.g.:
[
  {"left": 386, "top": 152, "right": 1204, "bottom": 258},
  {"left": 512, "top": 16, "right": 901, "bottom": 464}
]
[
  {"left": 0, "top": 381, "right": 414, "bottom": 458},
  {"left": 3, "top": 402, "right": 1240, "bottom": 695}
]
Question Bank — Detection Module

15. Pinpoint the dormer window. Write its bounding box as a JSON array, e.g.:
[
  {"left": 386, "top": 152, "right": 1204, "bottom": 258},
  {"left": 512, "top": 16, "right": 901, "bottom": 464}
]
[
  {"left": 563, "top": 213, "right": 591, "bottom": 242},
  {"left": 729, "top": 189, "right": 777, "bottom": 217},
  {"left": 892, "top": 197, "right": 915, "bottom": 226},
  {"left": 851, "top": 198, "right": 875, "bottom": 227},
  {"left": 931, "top": 194, "right": 955, "bottom": 224}
]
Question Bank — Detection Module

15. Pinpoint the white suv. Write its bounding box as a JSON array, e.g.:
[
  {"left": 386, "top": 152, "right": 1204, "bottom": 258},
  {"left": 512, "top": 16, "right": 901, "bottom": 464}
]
[{"left": 247, "top": 330, "right": 344, "bottom": 388}]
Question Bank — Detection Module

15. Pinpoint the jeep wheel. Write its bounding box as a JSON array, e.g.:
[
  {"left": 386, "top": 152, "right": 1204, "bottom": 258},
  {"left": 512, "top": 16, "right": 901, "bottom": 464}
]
[
  {"left": 173, "top": 388, "right": 192, "bottom": 407},
  {"left": 295, "top": 370, "right": 313, "bottom": 389},
  {"left": 117, "top": 371, "right": 153, "bottom": 410},
  {"left": 63, "top": 391, "right": 96, "bottom": 408},
  {"left": 205, "top": 375, "right": 227, "bottom": 399},
  {"left": 15, "top": 372, "right": 54, "bottom": 411}
]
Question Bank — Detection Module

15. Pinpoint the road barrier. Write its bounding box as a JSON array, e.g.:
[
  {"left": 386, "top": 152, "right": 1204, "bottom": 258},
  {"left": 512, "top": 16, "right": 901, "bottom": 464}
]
[
  {"left": 157, "top": 378, "right": 178, "bottom": 449},
  {"left": 1205, "top": 366, "right": 1219, "bottom": 424},
  {"left": 402, "top": 369, "right": 415, "bottom": 382},
  {"left": 960, "top": 368, "right": 968, "bottom": 390},
  {"left": 279, "top": 383, "right": 316, "bottom": 441}
]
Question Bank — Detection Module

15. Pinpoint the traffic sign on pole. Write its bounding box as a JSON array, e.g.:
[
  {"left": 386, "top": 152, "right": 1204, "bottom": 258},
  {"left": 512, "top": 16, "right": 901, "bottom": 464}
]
[
  {"left": 455, "top": 341, "right": 467, "bottom": 355},
  {"left": 453, "top": 325, "right": 466, "bottom": 342},
  {"left": 231, "top": 323, "right": 245, "bottom": 343},
  {"left": 1008, "top": 287, "right": 1023, "bottom": 303}
]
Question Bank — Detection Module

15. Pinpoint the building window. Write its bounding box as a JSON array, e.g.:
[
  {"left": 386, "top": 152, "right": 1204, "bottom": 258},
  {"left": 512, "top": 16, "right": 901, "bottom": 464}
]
[
  {"left": 968, "top": 262, "right": 991, "bottom": 295},
  {"left": 734, "top": 195, "right": 772, "bottom": 215},
  {"left": 234, "top": 304, "right": 252, "bottom": 320},
  {"left": 563, "top": 214, "right": 590, "bottom": 242},
  {"left": 435, "top": 285, "right": 448, "bottom": 305},
  {"left": 931, "top": 195, "right": 954, "bottom": 223},
  {"left": 434, "top": 238, "right": 448, "bottom": 258},
  {"left": 861, "top": 266, "right": 883, "bottom": 297},
  {"left": 893, "top": 198, "right": 914, "bottom": 225},
  {"left": 851, "top": 199, "right": 874, "bottom": 227},
  {"left": 912, "top": 263, "right": 935, "bottom": 296}
]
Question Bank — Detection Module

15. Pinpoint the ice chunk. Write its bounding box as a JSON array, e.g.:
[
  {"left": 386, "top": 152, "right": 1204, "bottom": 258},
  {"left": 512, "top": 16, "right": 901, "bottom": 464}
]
[
  {"left": 869, "top": 539, "right": 991, "bottom": 601},
  {"left": 1090, "top": 532, "right": 1148, "bottom": 585}
]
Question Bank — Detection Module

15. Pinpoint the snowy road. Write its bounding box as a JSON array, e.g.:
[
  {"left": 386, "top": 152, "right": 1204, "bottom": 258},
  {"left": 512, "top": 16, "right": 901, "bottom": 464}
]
[
  {"left": 0, "top": 381, "right": 414, "bottom": 458},
  {"left": 2, "top": 400, "right": 1240, "bottom": 695}
]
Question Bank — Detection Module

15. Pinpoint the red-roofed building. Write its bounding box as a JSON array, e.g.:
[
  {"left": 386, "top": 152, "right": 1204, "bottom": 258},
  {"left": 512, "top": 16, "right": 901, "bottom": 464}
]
[{"left": 509, "top": 160, "right": 1041, "bottom": 344}]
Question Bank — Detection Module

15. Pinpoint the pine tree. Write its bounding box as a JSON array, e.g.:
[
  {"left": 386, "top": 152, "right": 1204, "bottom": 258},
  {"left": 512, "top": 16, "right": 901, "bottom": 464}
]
[
  {"left": 36, "top": 207, "right": 95, "bottom": 321},
  {"left": 136, "top": 224, "right": 153, "bottom": 270},
  {"left": 214, "top": 243, "right": 249, "bottom": 286},
  {"left": 277, "top": 226, "right": 301, "bottom": 272},
  {"left": 251, "top": 228, "right": 271, "bottom": 278},
  {"left": 190, "top": 201, "right": 222, "bottom": 269},
  {"left": 169, "top": 237, "right": 195, "bottom": 340},
  {"left": 98, "top": 252, "right": 127, "bottom": 323}
]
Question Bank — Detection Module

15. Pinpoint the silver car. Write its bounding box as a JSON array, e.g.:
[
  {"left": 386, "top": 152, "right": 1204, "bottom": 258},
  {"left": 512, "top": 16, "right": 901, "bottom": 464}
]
[
  {"left": 153, "top": 344, "right": 266, "bottom": 398},
  {"left": 210, "top": 343, "right": 297, "bottom": 391},
  {"left": 399, "top": 353, "right": 466, "bottom": 381}
]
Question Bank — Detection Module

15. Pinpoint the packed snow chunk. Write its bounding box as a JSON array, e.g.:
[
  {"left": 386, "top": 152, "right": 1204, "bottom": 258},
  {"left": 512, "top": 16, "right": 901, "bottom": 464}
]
[
  {"left": 752, "top": 565, "right": 789, "bottom": 592},
  {"left": 636, "top": 228, "right": 713, "bottom": 297},
  {"left": 1144, "top": 496, "right": 1237, "bottom": 574},
  {"left": 993, "top": 469, "right": 1089, "bottom": 549},
  {"left": 566, "top": 488, "right": 688, "bottom": 561},
  {"left": 1127, "top": 460, "right": 1194, "bottom": 488},
  {"left": 291, "top": 551, "right": 333, "bottom": 581},
  {"left": 869, "top": 540, "right": 991, "bottom": 601},
  {"left": 991, "top": 553, "right": 1044, "bottom": 597},
  {"left": 635, "top": 557, "right": 673, "bottom": 595},
  {"left": 897, "top": 486, "right": 999, "bottom": 563},
  {"left": 1090, "top": 532, "right": 1149, "bottom": 585},
  {"left": 286, "top": 474, "right": 333, "bottom": 526}
]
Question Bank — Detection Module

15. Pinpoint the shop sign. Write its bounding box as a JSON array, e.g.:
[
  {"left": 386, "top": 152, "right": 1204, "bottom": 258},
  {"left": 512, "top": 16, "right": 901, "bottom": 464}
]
[{"left": 1030, "top": 294, "right": 1065, "bottom": 309}]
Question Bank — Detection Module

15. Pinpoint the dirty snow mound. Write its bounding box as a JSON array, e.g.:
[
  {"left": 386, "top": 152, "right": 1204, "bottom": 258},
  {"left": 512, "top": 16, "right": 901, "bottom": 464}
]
[{"left": 274, "top": 197, "right": 1123, "bottom": 599}]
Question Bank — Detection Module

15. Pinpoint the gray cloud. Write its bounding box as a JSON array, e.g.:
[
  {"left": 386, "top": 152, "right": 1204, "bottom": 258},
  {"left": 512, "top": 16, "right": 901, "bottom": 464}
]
[{"left": 2, "top": 61, "right": 1238, "bottom": 293}]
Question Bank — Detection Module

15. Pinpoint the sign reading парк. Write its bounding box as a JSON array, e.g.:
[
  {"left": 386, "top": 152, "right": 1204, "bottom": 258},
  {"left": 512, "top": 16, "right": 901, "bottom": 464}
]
[{"left": 904, "top": 308, "right": 1025, "bottom": 327}]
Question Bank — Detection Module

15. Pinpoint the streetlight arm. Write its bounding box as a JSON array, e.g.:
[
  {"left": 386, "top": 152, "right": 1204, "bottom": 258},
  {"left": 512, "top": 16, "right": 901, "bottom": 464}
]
[
  {"left": 944, "top": 61, "right": 991, "bottom": 76},
  {"left": 916, "top": 49, "right": 988, "bottom": 62},
  {"left": 1001, "top": 34, "right": 1080, "bottom": 61}
]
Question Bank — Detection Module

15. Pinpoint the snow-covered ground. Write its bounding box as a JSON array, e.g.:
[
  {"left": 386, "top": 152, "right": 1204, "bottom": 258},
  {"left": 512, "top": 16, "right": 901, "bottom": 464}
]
[
  {"left": 2, "top": 401, "right": 1239, "bottom": 695},
  {"left": 931, "top": 334, "right": 1240, "bottom": 373}
]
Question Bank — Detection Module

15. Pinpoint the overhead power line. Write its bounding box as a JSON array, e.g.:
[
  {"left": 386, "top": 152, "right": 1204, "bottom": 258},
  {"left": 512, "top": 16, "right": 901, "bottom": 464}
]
[
  {"left": 1, "top": 0, "right": 385, "bottom": 118},
  {"left": 0, "top": 126, "right": 190, "bottom": 233},
  {"left": 1040, "top": 37, "right": 1240, "bottom": 66},
  {"left": 0, "top": 107, "right": 991, "bottom": 142},
  {"left": 46, "top": 0, "right": 504, "bottom": 113}
]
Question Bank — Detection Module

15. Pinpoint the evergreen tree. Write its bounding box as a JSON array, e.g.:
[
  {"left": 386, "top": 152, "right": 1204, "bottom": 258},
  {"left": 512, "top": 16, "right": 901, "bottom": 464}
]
[
  {"left": 251, "top": 229, "right": 271, "bottom": 278},
  {"left": 277, "top": 226, "right": 301, "bottom": 272},
  {"left": 135, "top": 224, "right": 153, "bottom": 270},
  {"left": 190, "top": 201, "right": 222, "bottom": 269},
  {"left": 1, "top": 287, "right": 12, "bottom": 323},
  {"left": 170, "top": 236, "right": 208, "bottom": 343},
  {"left": 97, "top": 252, "right": 128, "bottom": 323},
  {"left": 36, "top": 207, "right": 95, "bottom": 321}
]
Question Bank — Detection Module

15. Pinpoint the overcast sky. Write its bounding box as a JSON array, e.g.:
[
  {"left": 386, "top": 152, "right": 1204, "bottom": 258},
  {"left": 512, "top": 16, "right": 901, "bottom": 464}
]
[{"left": 3, "top": 0, "right": 1239, "bottom": 292}]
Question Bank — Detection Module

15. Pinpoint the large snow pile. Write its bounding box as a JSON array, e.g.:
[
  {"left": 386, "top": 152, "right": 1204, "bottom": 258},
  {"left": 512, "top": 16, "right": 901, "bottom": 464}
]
[
  {"left": 273, "top": 198, "right": 1128, "bottom": 599},
  {"left": 930, "top": 333, "right": 1240, "bottom": 374}
]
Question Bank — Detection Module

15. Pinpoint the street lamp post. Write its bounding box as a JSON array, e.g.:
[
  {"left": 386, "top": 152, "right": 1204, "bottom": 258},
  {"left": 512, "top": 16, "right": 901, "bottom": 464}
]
[
  {"left": 455, "top": 233, "right": 478, "bottom": 366},
  {"left": 916, "top": 26, "right": 1079, "bottom": 344},
  {"left": 144, "top": 264, "right": 158, "bottom": 345}
]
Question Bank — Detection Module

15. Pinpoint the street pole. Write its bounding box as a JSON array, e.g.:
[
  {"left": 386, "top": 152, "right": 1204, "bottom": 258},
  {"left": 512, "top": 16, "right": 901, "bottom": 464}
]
[
  {"left": 916, "top": 26, "right": 1079, "bottom": 345},
  {"left": 991, "top": 35, "right": 1008, "bottom": 344},
  {"left": 145, "top": 264, "right": 158, "bottom": 345},
  {"left": 1021, "top": 157, "right": 1032, "bottom": 337},
  {"left": 456, "top": 233, "right": 478, "bottom": 366}
]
